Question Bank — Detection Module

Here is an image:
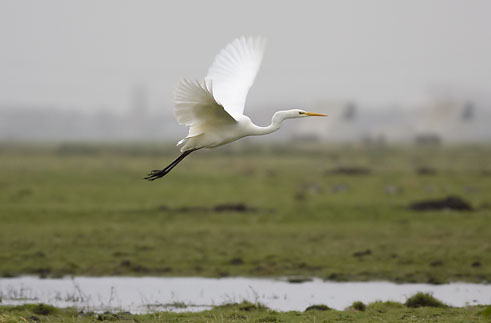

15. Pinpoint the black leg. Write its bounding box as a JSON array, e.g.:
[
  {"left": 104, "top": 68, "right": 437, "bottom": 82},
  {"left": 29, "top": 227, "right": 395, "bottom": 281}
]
[{"left": 144, "top": 150, "right": 195, "bottom": 181}]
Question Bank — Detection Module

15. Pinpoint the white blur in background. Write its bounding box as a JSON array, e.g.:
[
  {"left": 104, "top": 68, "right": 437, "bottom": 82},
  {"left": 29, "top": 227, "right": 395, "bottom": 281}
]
[{"left": 0, "top": 0, "right": 490, "bottom": 143}]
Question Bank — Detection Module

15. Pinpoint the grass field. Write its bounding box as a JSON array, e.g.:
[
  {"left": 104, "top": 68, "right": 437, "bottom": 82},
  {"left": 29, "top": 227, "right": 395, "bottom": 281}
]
[
  {"left": 0, "top": 142, "right": 490, "bottom": 283},
  {"left": 1, "top": 301, "right": 491, "bottom": 322}
]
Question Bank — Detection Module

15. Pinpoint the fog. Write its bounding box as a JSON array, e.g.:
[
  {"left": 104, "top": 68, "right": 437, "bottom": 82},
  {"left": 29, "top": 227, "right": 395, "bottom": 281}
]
[{"left": 1, "top": 0, "right": 490, "bottom": 142}]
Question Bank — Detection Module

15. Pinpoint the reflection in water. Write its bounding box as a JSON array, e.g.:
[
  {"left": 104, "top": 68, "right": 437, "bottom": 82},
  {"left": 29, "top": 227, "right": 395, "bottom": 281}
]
[{"left": 0, "top": 277, "right": 490, "bottom": 313}]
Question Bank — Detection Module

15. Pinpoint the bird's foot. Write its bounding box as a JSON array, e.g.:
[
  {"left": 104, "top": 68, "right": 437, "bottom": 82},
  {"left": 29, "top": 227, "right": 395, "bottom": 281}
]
[{"left": 143, "top": 169, "right": 166, "bottom": 181}]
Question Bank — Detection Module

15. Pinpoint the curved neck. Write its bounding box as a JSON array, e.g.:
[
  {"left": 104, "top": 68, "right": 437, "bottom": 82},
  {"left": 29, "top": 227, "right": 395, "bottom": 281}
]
[{"left": 250, "top": 111, "right": 286, "bottom": 136}]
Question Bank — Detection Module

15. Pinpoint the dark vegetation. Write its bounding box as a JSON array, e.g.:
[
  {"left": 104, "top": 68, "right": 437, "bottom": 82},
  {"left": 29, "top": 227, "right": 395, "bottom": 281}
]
[
  {"left": 405, "top": 292, "right": 448, "bottom": 308},
  {"left": 408, "top": 196, "right": 473, "bottom": 211},
  {"left": 305, "top": 304, "right": 332, "bottom": 311},
  {"left": 351, "top": 301, "right": 366, "bottom": 311}
]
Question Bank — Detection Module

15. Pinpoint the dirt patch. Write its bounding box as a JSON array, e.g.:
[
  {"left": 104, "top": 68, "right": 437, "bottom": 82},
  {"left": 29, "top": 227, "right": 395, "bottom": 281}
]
[
  {"left": 157, "top": 205, "right": 210, "bottom": 213},
  {"left": 214, "top": 203, "right": 256, "bottom": 212},
  {"left": 327, "top": 166, "right": 371, "bottom": 175},
  {"left": 155, "top": 266, "right": 173, "bottom": 273},
  {"left": 326, "top": 272, "right": 351, "bottom": 281},
  {"left": 429, "top": 260, "right": 444, "bottom": 267},
  {"left": 32, "top": 267, "right": 52, "bottom": 279},
  {"left": 353, "top": 249, "right": 372, "bottom": 258},
  {"left": 471, "top": 261, "right": 482, "bottom": 268},
  {"left": 408, "top": 196, "right": 473, "bottom": 211},
  {"left": 229, "top": 257, "right": 244, "bottom": 265},
  {"left": 120, "top": 260, "right": 132, "bottom": 267},
  {"left": 305, "top": 304, "right": 332, "bottom": 311},
  {"left": 286, "top": 276, "right": 313, "bottom": 283},
  {"left": 294, "top": 192, "right": 306, "bottom": 201},
  {"left": 157, "top": 203, "right": 269, "bottom": 213},
  {"left": 118, "top": 260, "right": 149, "bottom": 273}
]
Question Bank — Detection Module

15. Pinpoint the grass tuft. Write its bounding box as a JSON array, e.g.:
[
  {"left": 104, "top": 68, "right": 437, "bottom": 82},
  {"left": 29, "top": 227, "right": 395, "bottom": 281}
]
[
  {"left": 351, "top": 301, "right": 366, "bottom": 311},
  {"left": 305, "top": 304, "right": 332, "bottom": 311},
  {"left": 216, "top": 301, "right": 267, "bottom": 312},
  {"left": 32, "top": 303, "right": 58, "bottom": 315},
  {"left": 405, "top": 292, "right": 447, "bottom": 308}
]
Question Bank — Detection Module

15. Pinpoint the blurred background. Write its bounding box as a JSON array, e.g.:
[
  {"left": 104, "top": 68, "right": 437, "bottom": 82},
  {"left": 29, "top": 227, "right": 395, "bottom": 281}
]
[{"left": 1, "top": 0, "right": 490, "bottom": 144}]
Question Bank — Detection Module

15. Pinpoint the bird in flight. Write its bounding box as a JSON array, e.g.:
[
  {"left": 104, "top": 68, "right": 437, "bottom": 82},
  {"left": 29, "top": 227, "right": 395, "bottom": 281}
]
[{"left": 145, "top": 36, "right": 326, "bottom": 181}]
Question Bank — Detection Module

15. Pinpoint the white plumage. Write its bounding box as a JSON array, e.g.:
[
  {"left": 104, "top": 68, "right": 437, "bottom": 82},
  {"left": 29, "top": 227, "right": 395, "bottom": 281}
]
[
  {"left": 145, "top": 36, "right": 326, "bottom": 181},
  {"left": 205, "top": 36, "right": 267, "bottom": 119}
]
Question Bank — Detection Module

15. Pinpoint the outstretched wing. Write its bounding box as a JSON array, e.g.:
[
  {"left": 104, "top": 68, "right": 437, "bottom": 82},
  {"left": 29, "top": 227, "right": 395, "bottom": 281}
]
[
  {"left": 174, "top": 79, "right": 236, "bottom": 139},
  {"left": 205, "top": 36, "right": 267, "bottom": 120}
]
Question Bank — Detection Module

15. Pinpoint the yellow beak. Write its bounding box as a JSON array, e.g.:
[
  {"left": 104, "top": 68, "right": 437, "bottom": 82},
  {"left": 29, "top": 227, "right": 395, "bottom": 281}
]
[{"left": 305, "top": 112, "right": 327, "bottom": 117}]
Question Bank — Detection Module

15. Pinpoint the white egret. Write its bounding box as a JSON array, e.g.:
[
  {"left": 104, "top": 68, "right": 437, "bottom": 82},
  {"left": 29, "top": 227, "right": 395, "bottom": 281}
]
[{"left": 145, "top": 36, "right": 326, "bottom": 181}]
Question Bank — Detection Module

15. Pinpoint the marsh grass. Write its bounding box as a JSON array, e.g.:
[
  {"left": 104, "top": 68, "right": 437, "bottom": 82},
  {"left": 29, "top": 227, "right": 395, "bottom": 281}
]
[
  {"left": 0, "top": 143, "right": 490, "bottom": 283},
  {"left": 1, "top": 300, "right": 491, "bottom": 322}
]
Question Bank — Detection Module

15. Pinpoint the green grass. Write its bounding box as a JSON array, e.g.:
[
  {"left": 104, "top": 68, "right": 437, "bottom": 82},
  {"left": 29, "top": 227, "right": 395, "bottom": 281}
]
[
  {"left": 0, "top": 142, "right": 490, "bottom": 282},
  {"left": 1, "top": 301, "right": 490, "bottom": 322},
  {"left": 405, "top": 292, "right": 447, "bottom": 308}
]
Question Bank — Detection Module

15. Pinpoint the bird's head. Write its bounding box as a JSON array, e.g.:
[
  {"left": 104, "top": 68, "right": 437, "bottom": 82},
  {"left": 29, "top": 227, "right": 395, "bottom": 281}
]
[{"left": 282, "top": 109, "right": 327, "bottom": 120}]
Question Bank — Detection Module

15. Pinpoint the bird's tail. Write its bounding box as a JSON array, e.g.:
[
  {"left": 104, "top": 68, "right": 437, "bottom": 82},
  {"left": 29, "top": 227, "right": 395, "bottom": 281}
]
[
  {"left": 144, "top": 149, "right": 196, "bottom": 181},
  {"left": 177, "top": 138, "right": 187, "bottom": 146}
]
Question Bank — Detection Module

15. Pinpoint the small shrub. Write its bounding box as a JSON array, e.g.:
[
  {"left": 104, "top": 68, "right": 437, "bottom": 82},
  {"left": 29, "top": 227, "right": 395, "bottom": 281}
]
[
  {"left": 32, "top": 303, "right": 58, "bottom": 315},
  {"left": 405, "top": 292, "right": 447, "bottom": 308},
  {"left": 352, "top": 301, "right": 366, "bottom": 311},
  {"left": 305, "top": 304, "right": 331, "bottom": 312}
]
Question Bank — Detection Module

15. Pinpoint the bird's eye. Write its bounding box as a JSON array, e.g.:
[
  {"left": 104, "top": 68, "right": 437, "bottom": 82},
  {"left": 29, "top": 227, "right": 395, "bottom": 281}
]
[{"left": 298, "top": 112, "right": 303, "bottom": 115}]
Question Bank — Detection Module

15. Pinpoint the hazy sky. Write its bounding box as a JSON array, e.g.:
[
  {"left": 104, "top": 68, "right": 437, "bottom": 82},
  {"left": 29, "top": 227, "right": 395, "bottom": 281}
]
[{"left": 1, "top": 0, "right": 490, "bottom": 115}]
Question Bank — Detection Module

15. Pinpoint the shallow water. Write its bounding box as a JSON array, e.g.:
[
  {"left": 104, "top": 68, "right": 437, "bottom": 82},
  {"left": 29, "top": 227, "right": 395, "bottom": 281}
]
[{"left": 0, "top": 276, "right": 490, "bottom": 313}]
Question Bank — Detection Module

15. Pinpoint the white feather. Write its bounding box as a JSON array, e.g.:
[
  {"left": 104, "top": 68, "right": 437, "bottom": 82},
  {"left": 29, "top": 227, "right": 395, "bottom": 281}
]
[
  {"left": 205, "top": 36, "right": 267, "bottom": 120},
  {"left": 174, "top": 78, "right": 236, "bottom": 144}
]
